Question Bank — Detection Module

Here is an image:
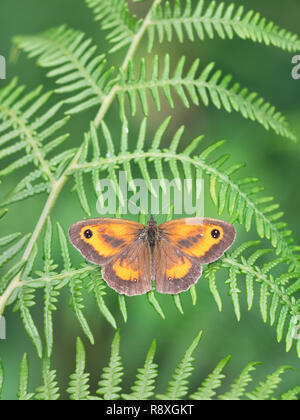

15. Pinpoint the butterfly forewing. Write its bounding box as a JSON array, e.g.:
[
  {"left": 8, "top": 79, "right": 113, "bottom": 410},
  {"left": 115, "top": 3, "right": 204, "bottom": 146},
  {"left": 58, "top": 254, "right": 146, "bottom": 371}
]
[
  {"left": 68, "top": 218, "right": 144, "bottom": 265},
  {"left": 159, "top": 217, "right": 236, "bottom": 264}
]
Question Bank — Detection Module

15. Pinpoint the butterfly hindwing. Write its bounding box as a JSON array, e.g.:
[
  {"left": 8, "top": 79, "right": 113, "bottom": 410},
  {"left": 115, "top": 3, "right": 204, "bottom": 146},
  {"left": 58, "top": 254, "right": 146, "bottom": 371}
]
[
  {"left": 159, "top": 217, "right": 236, "bottom": 264},
  {"left": 154, "top": 239, "right": 202, "bottom": 294},
  {"left": 102, "top": 240, "right": 153, "bottom": 296}
]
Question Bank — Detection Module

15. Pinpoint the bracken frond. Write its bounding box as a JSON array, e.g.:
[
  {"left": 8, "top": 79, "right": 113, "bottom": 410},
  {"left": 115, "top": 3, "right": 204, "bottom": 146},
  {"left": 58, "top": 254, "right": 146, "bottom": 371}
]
[
  {"left": 147, "top": 0, "right": 300, "bottom": 53},
  {"left": 118, "top": 55, "right": 297, "bottom": 142},
  {"left": 1, "top": 332, "right": 298, "bottom": 400},
  {"left": 14, "top": 26, "right": 115, "bottom": 114}
]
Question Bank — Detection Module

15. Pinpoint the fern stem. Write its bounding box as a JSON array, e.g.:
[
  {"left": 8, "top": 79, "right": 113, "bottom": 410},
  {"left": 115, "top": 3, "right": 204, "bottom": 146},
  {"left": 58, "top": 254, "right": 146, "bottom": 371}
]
[{"left": 94, "top": 0, "right": 162, "bottom": 127}]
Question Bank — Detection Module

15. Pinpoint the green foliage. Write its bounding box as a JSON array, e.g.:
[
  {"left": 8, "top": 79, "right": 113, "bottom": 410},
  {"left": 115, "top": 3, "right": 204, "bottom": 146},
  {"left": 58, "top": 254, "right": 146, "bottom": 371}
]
[
  {"left": 148, "top": 0, "right": 300, "bottom": 52},
  {"left": 119, "top": 55, "right": 297, "bottom": 141},
  {"left": 0, "top": 0, "right": 299, "bottom": 400},
  {"left": 0, "top": 331, "right": 298, "bottom": 400}
]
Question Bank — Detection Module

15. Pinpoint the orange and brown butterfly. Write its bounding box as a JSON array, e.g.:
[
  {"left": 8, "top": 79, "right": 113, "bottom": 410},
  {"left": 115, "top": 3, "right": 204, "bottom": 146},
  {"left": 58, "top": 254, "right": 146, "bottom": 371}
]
[{"left": 68, "top": 216, "right": 236, "bottom": 296}]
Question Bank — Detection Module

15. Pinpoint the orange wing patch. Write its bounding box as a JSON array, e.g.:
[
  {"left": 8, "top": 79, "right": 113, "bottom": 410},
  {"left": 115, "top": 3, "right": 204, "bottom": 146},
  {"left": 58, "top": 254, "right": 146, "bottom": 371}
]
[
  {"left": 165, "top": 256, "right": 192, "bottom": 279},
  {"left": 112, "top": 258, "right": 139, "bottom": 282}
]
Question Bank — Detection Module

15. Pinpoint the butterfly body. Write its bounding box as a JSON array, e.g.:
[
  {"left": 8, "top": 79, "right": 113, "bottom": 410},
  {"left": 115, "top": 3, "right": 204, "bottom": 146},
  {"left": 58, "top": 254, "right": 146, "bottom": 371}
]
[{"left": 68, "top": 216, "right": 236, "bottom": 296}]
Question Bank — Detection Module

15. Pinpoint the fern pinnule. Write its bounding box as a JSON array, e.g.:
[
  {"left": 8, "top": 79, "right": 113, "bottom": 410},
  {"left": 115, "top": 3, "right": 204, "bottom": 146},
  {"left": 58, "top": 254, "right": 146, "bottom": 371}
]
[
  {"left": 35, "top": 357, "right": 60, "bottom": 400},
  {"left": 157, "top": 330, "right": 202, "bottom": 400},
  {"left": 96, "top": 330, "right": 123, "bottom": 400},
  {"left": 17, "top": 354, "right": 35, "bottom": 400},
  {"left": 122, "top": 339, "right": 158, "bottom": 400},
  {"left": 280, "top": 386, "right": 300, "bottom": 401},
  {"left": 67, "top": 337, "right": 91, "bottom": 400},
  {"left": 246, "top": 366, "right": 293, "bottom": 400},
  {"left": 190, "top": 355, "right": 231, "bottom": 400},
  {"left": 219, "top": 362, "right": 261, "bottom": 400}
]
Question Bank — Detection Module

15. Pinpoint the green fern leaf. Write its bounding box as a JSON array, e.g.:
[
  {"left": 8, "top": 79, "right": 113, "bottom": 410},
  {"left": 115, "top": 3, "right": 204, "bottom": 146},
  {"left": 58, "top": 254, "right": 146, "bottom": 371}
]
[
  {"left": 67, "top": 337, "right": 91, "bottom": 400},
  {"left": 119, "top": 55, "right": 297, "bottom": 142},
  {"left": 97, "top": 330, "right": 123, "bottom": 400},
  {"left": 148, "top": 0, "right": 300, "bottom": 52},
  {"left": 14, "top": 26, "right": 114, "bottom": 114},
  {"left": 157, "top": 330, "right": 202, "bottom": 400},
  {"left": 17, "top": 354, "right": 35, "bottom": 400},
  {"left": 35, "top": 357, "right": 60, "bottom": 400},
  {"left": 190, "top": 355, "right": 231, "bottom": 400},
  {"left": 86, "top": 0, "right": 141, "bottom": 52}
]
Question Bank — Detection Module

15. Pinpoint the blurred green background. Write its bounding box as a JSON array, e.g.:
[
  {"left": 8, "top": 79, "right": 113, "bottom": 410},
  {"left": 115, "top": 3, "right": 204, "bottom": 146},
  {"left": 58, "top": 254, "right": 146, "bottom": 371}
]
[{"left": 0, "top": 0, "right": 300, "bottom": 399}]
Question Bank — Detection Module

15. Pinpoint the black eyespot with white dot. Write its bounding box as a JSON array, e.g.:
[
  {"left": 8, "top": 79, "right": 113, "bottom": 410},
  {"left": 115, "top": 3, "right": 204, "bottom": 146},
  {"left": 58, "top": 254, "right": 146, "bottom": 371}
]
[
  {"left": 211, "top": 228, "right": 220, "bottom": 239},
  {"left": 84, "top": 229, "right": 93, "bottom": 239}
]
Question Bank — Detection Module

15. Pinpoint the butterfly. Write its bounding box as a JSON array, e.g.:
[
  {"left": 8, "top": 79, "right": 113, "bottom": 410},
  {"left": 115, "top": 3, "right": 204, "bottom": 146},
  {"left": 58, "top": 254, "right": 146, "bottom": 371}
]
[{"left": 68, "top": 216, "right": 236, "bottom": 296}]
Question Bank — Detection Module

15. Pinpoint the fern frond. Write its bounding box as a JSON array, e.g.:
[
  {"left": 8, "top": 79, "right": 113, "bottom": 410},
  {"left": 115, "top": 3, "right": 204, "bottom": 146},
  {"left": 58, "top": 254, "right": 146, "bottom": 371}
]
[
  {"left": 219, "top": 361, "right": 260, "bottom": 400},
  {"left": 0, "top": 233, "right": 30, "bottom": 287},
  {"left": 205, "top": 242, "right": 300, "bottom": 356},
  {"left": 157, "top": 330, "right": 202, "bottom": 400},
  {"left": 67, "top": 337, "right": 91, "bottom": 400},
  {"left": 14, "top": 26, "right": 114, "bottom": 114},
  {"left": 87, "top": 270, "right": 117, "bottom": 330},
  {"left": 0, "top": 79, "right": 72, "bottom": 207},
  {"left": 280, "top": 386, "right": 300, "bottom": 401},
  {"left": 122, "top": 339, "right": 158, "bottom": 400},
  {"left": 85, "top": 0, "right": 140, "bottom": 52},
  {"left": 2, "top": 332, "right": 299, "bottom": 400},
  {"left": 35, "top": 357, "right": 60, "bottom": 400},
  {"left": 190, "top": 355, "right": 230, "bottom": 400},
  {"left": 96, "top": 330, "right": 123, "bottom": 400},
  {"left": 246, "top": 366, "right": 293, "bottom": 400},
  {"left": 13, "top": 285, "right": 43, "bottom": 358},
  {"left": 148, "top": 0, "right": 300, "bottom": 52},
  {"left": 119, "top": 55, "right": 296, "bottom": 142}
]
